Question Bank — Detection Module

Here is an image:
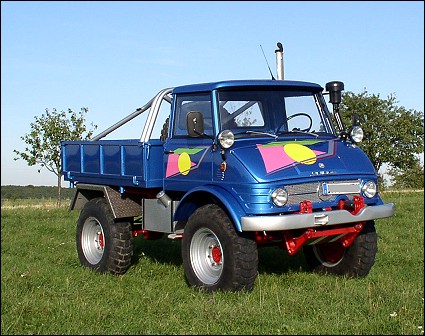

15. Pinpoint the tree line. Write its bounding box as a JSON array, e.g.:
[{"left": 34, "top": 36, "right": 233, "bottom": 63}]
[{"left": 1, "top": 185, "right": 75, "bottom": 201}]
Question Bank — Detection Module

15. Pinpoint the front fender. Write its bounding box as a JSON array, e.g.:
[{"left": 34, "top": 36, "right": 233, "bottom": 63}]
[{"left": 173, "top": 185, "right": 247, "bottom": 232}]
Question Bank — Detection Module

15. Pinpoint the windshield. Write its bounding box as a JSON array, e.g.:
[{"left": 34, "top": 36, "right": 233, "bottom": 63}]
[{"left": 218, "top": 89, "right": 336, "bottom": 136}]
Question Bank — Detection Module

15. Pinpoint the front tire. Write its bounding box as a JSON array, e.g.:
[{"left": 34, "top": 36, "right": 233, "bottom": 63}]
[
  {"left": 303, "top": 221, "right": 378, "bottom": 277},
  {"left": 182, "top": 204, "right": 258, "bottom": 292},
  {"left": 76, "top": 197, "right": 134, "bottom": 275}
]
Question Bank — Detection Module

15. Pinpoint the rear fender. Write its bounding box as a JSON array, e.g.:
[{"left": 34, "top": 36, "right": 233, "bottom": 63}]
[
  {"left": 173, "top": 185, "right": 247, "bottom": 232},
  {"left": 70, "top": 183, "right": 142, "bottom": 219}
]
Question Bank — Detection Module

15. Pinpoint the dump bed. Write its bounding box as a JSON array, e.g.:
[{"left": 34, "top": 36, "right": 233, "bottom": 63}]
[{"left": 61, "top": 139, "right": 164, "bottom": 188}]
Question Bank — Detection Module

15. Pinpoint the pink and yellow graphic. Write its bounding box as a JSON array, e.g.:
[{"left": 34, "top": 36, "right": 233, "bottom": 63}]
[
  {"left": 257, "top": 140, "right": 328, "bottom": 174},
  {"left": 166, "top": 147, "right": 205, "bottom": 177}
]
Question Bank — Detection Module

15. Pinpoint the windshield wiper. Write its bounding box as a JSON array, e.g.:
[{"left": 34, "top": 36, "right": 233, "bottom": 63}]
[
  {"left": 276, "top": 129, "right": 319, "bottom": 138},
  {"left": 234, "top": 130, "right": 278, "bottom": 139}
]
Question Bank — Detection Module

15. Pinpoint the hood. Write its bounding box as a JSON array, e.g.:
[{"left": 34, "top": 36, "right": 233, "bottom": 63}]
[{"left": 230, "top": 138, "right": 376, "bottom": 183}]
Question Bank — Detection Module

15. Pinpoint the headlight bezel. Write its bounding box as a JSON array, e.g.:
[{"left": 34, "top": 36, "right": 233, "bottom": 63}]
[
  {"left": 217, "top": 130, "right": 235, "bottom": 149},
  {"left": 271, "top": 187, "right": 288, "bottom": 207},
  {"left": 349, "top": 125, "right": 364, "bottom": 144},
  {"left": 361, "top": 180, "right": 377, "bottom": 198}
]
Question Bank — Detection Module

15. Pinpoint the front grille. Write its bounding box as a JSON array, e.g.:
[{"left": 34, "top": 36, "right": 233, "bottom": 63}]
[{"left": 286, "top": 180, "right": 360, "bottom": 205}]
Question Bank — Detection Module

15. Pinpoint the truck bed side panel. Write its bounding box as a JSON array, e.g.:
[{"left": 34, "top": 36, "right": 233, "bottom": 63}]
[{"left": 61, "top": 139, "right": 164, "bottom": 188}]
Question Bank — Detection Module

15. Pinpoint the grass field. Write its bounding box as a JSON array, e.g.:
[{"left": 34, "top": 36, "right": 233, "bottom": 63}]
[{"left": 1, "top": 191, "right": 423, "bottom": 335}]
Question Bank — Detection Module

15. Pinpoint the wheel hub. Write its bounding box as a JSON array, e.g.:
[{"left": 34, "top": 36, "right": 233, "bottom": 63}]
[
  {"left": 210, "top": 245, "right": 222, "bottom": 264},
  {"left": 96, "top": 231, "right": 104, "bottom": 250}
]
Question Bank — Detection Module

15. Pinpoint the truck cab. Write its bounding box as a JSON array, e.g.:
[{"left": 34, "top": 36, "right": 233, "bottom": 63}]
[{"left": 164, "top": 80, "right": 385, "bottom": 224}]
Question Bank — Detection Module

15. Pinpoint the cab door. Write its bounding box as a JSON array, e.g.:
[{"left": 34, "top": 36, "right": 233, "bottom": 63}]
[{"left": 163, "top": 93, "right": 215, "bottom": 192}]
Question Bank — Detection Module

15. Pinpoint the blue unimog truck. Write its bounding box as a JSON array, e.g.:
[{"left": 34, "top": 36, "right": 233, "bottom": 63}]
[{"left": 61, "top": 43, "right": 394, "bottom": 292}]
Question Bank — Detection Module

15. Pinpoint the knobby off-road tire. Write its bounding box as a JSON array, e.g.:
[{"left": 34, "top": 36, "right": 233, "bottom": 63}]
[
  {"left": 182, "top": 204, "right": 258, "bottom": 292},
  {"left": 76, "top": 197, "right": 134, "bottom": 275},
  {"left": 303, "top": 220, "right": 377, "bottom": 277}
]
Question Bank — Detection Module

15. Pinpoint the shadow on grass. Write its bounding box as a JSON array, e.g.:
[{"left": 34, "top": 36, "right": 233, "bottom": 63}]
[
  {"left": 257, "top": 245, "right": 309, "bottom": 275},
  {"left": 131, "top": 235, "right": 309, "bottom": 275},
  {"left": 131, "top": 235, "right": 183, "bottom": 266}
]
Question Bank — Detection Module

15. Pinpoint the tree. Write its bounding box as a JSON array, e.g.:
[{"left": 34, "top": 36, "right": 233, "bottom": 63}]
[
  {"left": 14, "top": 107, "right": 97, "bottom": 206},
  {"left": 387, "top": 159, "right": 424, "bottom": 189},
  {"left": 339, "top": 90, "right": 424, "bottom": 183}
]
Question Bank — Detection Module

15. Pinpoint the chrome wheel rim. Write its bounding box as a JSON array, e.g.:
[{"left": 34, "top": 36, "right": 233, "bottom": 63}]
[
  {"left": 190, "top": 228, "right": 223, "bottom": 285},
  {"left": 81, "top": 217, "right": 105, "bottom": 265}
]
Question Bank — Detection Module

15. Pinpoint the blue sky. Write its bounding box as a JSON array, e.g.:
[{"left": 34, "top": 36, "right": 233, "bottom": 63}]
[{"left": 1, "top": 1, "right": 424, "bottom": 186}]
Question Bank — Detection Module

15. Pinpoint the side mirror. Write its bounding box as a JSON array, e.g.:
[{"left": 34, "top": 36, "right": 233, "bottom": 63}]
[{"left": 186, "top": 111, "right": 204, "bottom": 137}]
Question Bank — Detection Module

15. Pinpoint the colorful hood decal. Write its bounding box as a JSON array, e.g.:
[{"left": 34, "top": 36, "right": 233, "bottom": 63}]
[
  {"left": 257, "top": 140, "right": 336, "bottom": 174},
  {"left": 166, "top": 147, "right": 209, "bottom": 177}
]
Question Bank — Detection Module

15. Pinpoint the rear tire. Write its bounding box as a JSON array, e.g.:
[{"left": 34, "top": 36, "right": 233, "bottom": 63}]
[
  {"left": 303, "top": 221, "right": 377, "bottom": 277},
  {"left": 76, "top": 197, "right": 134, "bottom": 275},
  {"left": 182, "top": 204, "right": 258, "bottom": 292}
]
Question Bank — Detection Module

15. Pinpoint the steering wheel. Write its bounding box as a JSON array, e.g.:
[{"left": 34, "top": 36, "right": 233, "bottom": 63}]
[{"left": 276, "top": 112, "right": 313, "bottom": 133}]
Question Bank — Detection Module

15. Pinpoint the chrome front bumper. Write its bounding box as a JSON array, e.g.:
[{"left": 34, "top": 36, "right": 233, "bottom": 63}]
[{"left": 241, "top": 203, "right": 395, "bottom": 231}]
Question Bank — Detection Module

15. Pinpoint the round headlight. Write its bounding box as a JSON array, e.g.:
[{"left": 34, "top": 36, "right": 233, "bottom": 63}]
[
  {"left": 350, "top": 125, "right": 364, "bottom": 143},
  {"left": 218, "top": 130, "right": 234, "bottom": 149},
  {"left": 362, "top": 181, "right": 377, "bottom": 198},
  {"left": 271, "top": 187, "right": 288, "bottom": 207}
]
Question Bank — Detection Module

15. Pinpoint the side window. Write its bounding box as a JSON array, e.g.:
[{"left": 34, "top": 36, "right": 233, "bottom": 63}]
[{"left": 173, "top": 94, "right": 213, "bottom": 137}]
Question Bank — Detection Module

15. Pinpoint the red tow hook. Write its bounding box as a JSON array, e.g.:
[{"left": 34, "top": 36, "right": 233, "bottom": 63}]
[{"left": 338, "top": 195, "right": 365, "bottom": 215}]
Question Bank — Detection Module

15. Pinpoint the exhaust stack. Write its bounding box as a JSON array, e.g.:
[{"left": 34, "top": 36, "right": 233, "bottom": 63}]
[{"left": 275, "top": 42, "right": 284, "bottom": 80}]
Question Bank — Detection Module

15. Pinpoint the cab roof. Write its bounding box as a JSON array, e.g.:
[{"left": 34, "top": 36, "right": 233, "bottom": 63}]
[{"left": 172, "top": 79, "right": 323, "bottom": 94}]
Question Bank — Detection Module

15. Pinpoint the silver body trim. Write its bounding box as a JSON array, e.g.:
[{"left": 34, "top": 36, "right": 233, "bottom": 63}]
[{"left": 241, "top": 203, "right": 394, "bottom": 231}]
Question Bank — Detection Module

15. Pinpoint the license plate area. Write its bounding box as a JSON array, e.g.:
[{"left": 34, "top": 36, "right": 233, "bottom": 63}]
[{"left": 322, "top": 180, "right": 360, "bottom": 196}]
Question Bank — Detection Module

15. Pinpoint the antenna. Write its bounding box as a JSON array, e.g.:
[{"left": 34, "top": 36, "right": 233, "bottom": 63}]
[{"left": 260, "top": 44, "right": 275, "bottom": 80}]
